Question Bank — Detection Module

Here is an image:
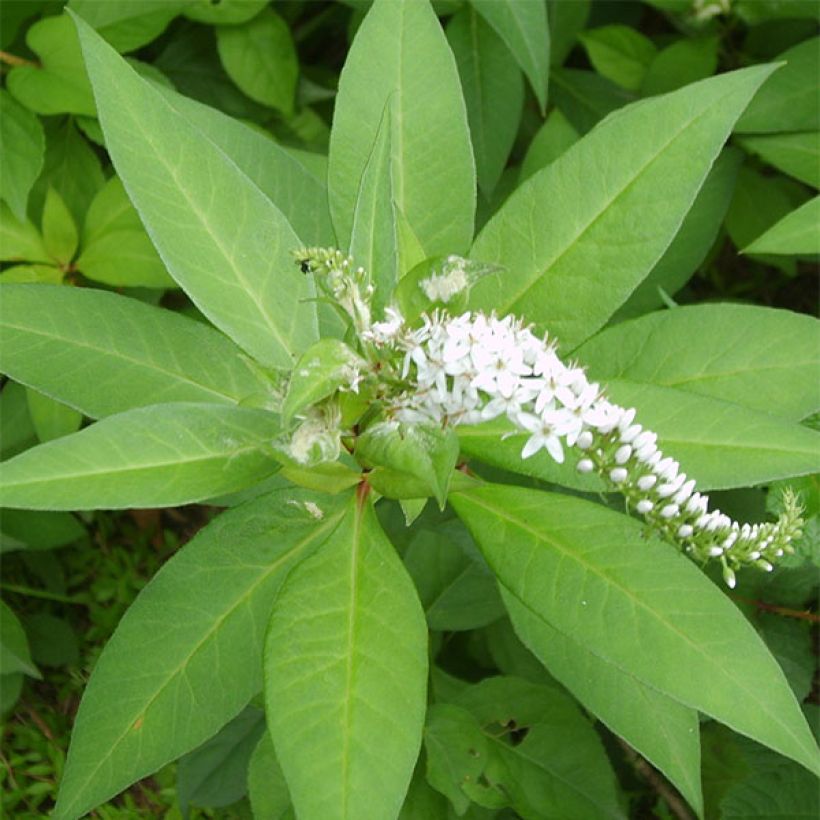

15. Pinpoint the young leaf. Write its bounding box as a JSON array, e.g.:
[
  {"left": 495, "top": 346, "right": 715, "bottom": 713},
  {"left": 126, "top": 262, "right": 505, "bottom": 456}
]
[
  {"left": 72, "top": 13, "right": 318, "bottom": 369},
  {"left": 54, "top": 488, "right": 346, "bottom": 820},
  {"left": 503, "top": 594, "right": 703, "bottom": 818},
  {"left": 447, "top": 7, "right": 524, "bottom": 195},
  {"left": 41, "top": 187, "right": 78, "bottom": 266},
  {"left": 216, "top": 8, "right": 298, "bottom": 115},
  {"left": 0, "top": 403, "right": 282, "bottom": 511},
  {"left": 469, "top": 0, "right": 550, "bottom": 112},
  {"left": 450, "top": 484, "right": 820, "bottom": 777},
  {"left": 348, "top": 99, "right": 400, "bottom": 307},
  {"left": 519, "top": 108, "right": 578, "bottom": 183},
  {"left": 6, "top": 13, "right": 95, "bottom": 116},
  {"left": 76, "top": 176, "right": 174, "bottom": 288},
  {"left": 0, "top": 89, "right": 45, "bottom": 222},
  {"left": 450, "top": 676, "right": 624, "bottom": 818},
  {"left": 0, "top": 600, "right": 40, "bottom": 679},
  {"left": 356, "top": 422, "right": 460, "bottom": 509},
  {"left": 0, "top": 284, "right": 271, "bottom": 418},
  {"left": 744, "top": 196, "right": 820, "bottom": 255},
  {"left": 264, "top": 494, "right": 428, "bottom": 820},
  {"left": 328, "top": 0, "right": 475, "bottom": 256},
  {"left": 469, "top": 64, "right": 778, "bottom": 350},
  {"left": 26, "top": 387, "right": 82, "bottom": 443},
  {"left": 282, "top": 339, "right": 365, "bottom": 427},
  {"left": 579, "top": 24, "right": 657, "bottom": 91},
  {"left": 549, "top": 67, "right": 633, "bottom": 133},
  {"left": 184, "top": 0, "right": 267, "bottom": 25},
  {"left": 0, "top": 203, "right": 50, "bottom": 263},
  {"left": 177, "top": 706, "right": 265, "bottom": 816},
  {"left": 738, "top": 131, "right": 820, "bottom": 189},
  {"left": 0, "top": 264, "right": 62, "bottom": 284},
  {"left": 735, "top": 36, "right": 819, "bottom": 133},
  {"left": 576, "top": 304, "right": 820, "bottom": 421}
]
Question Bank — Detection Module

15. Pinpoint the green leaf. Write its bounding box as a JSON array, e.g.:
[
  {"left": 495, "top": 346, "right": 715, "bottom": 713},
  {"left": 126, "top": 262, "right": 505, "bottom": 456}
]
[
  {"left": 403, "top": 525, "right": 504, "bottom": 631},
  {"left": 24, "top": 613, "right": 79, "bottom": 668},
  {"left": 264, "top": 494, "right": 428, "bottom": 820},
  {"left": 54, "top": 488, "right": 346, "bottom": 820},
  {"left": 549, "top": 68, "right": 633, "bottom": 133},
  {"left": 423, "top": 703, "right": 489, "bottom": 815},
  {"left": 282, "top": 339, "right": 364, "bottom": 427},
  {"left": 0, "top": 403, "right": 282, "bottom": 511},
  {"left": 356, "top": 422, "right": 460, "bottom": 509},
  {"left": 738, "top": 131, "right": 820, "bottom": 188},
  {"left": 349, "top": 99, "right": 400, "bottom": 308},
  {"left": 247, "top": 733, "right": 292, "bottom": 820},
  {"left": 548, "top": 0, "right": 590, "bottom": 67},
  {"left": 0, "top": 264, "right": 62, "bottom": 284},
  {"left": 152, "top": 84, "right": 334, "bottom": 247},
  {"left": 6, "top": 14, "right": 95, "bottom": 116},
  {"left": 0, "top": 508, "right": 84, "bottom": 553},
  {"left": 76, "top": 176, "right": 173, "bottom": 287},
  {"left": 0, "top": 284, "right": 271, "bottom": 419},
  {"left": 735, "top": 36, "right": 820, "bottom": 133},
  {"left": 503, "top": 595, "right": 703, "bottom": 818},
  {"left": 579, "top": 25, "right": 656, "bottom": 92},
  {"left": 604, "top": 379, "right": 820, "bottom": 490},
  {"left": 469, "top": 65, "right": 777, "bottom": 350},
  {"left": 26, "top": 387, "right": 82, "bottom": 443},
  {"left": 519, "top": 107, "right": 578, "bottom": 183},
  {"left": 0, "top": 673, "right": 24, "bottom": 716},
  {"left": 744, "top": 195, "right": 820, "bottom": 255},
  {"left": 450, "top": 676, "right": 624, "bottom": 818},
  {"left": 0, "top": 202, "right": 50, "bottom": 263},
  {"left": 41, "top": 187, "right": 78, "bottom": 265},
  {"left": 328, "top": 0, "right": 475, "bottom": 257},
  {"left": 0, "top": 89, "right": 44, "bottom": 222},
  {"left": 33, "top": 118, "right": 104, "bottom": 228},
  {"left": 0, "top": 380, "right": 36, "bottom": 460},
  {"left": 68, "top": 0, "right": 185, "bottom": 52},
  {"left": 469, "top": 0, "right": 550, "bottom": 112},
  {"left": 72, "top": 14, "right": 318, "bottom": 370},
  {"left": 216, "top": 8, "right": 298, "bottom": 115},
  {"left": 614, "top": 148, "right": 741, "bottom": 320},
  {"left": 576, "top": 304, "right": 820, "bottom": 421},
  {"left": 177, "top": 706, "right": 265, "bottom": 815},
  {"left": 184, "top": 0, "right": 268, "bottom": 25},
  {"left": 450, "top": 484, "right": 820, "bottom": 777},
  {"left": 447, "top": 7, "right": 524, "bottom": 196},
  {"left": 0, "top": 600, "right": 40, "bottom": 678},
  {"left": 641, "top": 36, "right": 718, "bottom": 96},
  {"left": 398, "top": 770, "right": 449, "bottom": 819}
]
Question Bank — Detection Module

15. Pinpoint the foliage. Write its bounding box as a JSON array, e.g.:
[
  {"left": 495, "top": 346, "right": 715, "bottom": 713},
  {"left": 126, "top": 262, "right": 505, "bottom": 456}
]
[{"left": 1, "top": 1, "right": 818, "bottom": 819}]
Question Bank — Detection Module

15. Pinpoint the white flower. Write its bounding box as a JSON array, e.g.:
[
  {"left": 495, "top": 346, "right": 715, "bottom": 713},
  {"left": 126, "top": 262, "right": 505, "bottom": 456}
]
[{"left": 518, "top": 408, "right": 572, "bottom": 462}]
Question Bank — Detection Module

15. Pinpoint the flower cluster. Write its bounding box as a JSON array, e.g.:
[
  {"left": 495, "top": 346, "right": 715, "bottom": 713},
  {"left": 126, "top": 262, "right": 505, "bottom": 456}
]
[{"left": 367, "top": 308, "right": 802, "bottom": 586}]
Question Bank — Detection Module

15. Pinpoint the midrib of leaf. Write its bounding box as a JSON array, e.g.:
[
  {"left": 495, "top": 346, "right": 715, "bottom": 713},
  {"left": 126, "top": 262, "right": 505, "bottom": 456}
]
[
  {"left": 1, "top": 320, "right": 245, "bottom": 409},
  {"left": 59, "top": 509, "right": 345, "bottom": 819},
  {"left": 109, "top": 71, "right": 302, "bottom": 359},
  {"left": 499, "top": 84, "right": 742, "bottom": 315},
  {"left": 457, "top": 492, "right": 813, "bottom": 760},
  {"left": 341, "top": 501, "right": 363, "bottom": 818}
]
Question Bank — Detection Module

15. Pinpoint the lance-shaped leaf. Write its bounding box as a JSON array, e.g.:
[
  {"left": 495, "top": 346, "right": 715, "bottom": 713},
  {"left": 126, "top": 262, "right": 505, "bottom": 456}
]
[
  {"left": 502, "top": 594, "right": 703, "bottom": 818},
  {"left": 469, "top": 0, "right": 549, "bottom": 112},
  {"left": 469, "top": 65, "right": 778, "bottom": 350},
  {"left": 0, "top": 403, "right": 282, "bottom": 511},
  {"left": 54, "top": 488, "right": 346, "bottom": 820},
  {"left": 576, "top": 305, "right": 820, "bottom": 422},
  {"left": 356, "top": 422, "right": 460, "bottom": 509},
  {"left": 328, "top": 0, "right": 475, "bottom": 256},
  {"left": 72, "top": 13, "right": 317, "bottom": 369},
  {"left": 0, "top": 600, "right": 40, "bottom": 679},
  {"left": 0, "top": 89, "right": 45, "bottom": 222},
  {"left": 744, "top": 196, "right": 820, "bottom": 256},
  {"left": 282, "top": 339, "right": 365, "bottom": 427},
  {"left": 450, "top": 484, "right": 820, "bottom": 778},
  {"left": 0, "top": 285, "right": 271, "bottom": 419},
  {"left": 349, "top": 99, "right": 400, "bottom": 310},
  {"left": 737, "top": 132, "right": 820, "bottom": 189},
  {"left": 264, "top": 493, "right": 428, "bottom": 820}
]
